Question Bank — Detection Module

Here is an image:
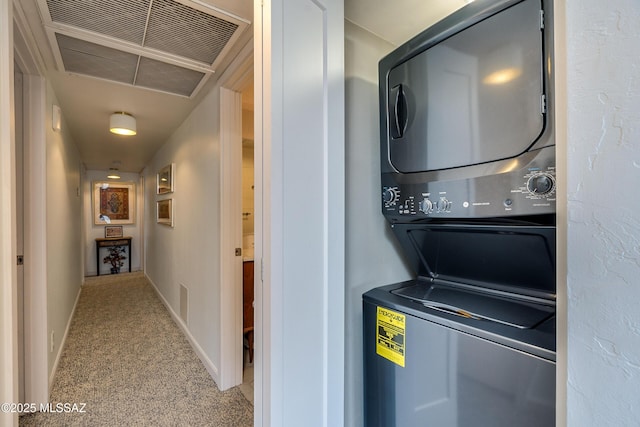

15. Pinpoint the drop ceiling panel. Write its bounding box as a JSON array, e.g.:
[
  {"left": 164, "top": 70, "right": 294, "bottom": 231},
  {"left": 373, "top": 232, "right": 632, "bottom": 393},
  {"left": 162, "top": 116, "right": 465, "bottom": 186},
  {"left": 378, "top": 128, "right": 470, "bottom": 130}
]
[
  {"left": 136, "top": 57, "right": 205, "bottom": 97},
  {"left": 56, "top": 34, "right": 138, "bottom": 84},
  {"left": 46, "top": 0, "right": 150, "bottom": 44},
  {"left": 145, "top": 0, "right": 239, "bottom": 64}
]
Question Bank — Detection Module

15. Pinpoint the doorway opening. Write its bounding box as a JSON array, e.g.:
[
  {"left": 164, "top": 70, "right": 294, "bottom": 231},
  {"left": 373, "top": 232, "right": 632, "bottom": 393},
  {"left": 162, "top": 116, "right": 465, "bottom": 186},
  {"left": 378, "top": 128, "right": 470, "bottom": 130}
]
[{"left": 239, "top": 77, "right": 255, "bottom": 404}]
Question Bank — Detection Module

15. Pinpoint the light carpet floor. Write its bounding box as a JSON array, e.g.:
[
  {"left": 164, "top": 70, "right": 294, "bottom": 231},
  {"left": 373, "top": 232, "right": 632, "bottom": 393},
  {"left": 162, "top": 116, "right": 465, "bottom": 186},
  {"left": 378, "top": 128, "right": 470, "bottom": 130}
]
[{"left": 20, "top": 272, "right": 253, "bottom": 426}]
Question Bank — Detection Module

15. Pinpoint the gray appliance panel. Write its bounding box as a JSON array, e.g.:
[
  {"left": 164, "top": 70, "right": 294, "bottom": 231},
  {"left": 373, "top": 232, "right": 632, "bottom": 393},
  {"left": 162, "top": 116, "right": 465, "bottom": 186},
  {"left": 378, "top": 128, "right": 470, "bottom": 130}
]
[
  {"left": 381, "top": 145, "right": 556, "bottom": 220},
  {"left": 363, "top": 298, "right": 555, "bottom": 427}
]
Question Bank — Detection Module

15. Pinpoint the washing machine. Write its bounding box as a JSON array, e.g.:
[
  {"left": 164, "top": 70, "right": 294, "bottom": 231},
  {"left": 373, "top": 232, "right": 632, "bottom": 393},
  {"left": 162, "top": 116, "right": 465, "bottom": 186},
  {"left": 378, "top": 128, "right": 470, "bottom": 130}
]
[{"left": 363, "top": 223, "right": 556, "bottom": 427}]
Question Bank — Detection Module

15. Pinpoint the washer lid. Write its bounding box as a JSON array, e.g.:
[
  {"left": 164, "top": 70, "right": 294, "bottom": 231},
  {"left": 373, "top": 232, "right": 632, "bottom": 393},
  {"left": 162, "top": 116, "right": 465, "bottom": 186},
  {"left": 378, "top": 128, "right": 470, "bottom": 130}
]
[
  {"left": 391, "top": 222, "right": 556, "bottom": 300},
  {"left": 392, "top": 282, "right": 554, "bottom": 329}
]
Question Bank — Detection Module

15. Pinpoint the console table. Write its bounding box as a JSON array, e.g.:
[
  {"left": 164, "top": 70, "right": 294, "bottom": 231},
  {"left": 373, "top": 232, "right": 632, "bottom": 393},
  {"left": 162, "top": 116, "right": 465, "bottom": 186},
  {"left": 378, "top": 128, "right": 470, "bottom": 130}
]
[{"left": 96, "top": 237, "right": 132, "bottom": 276}]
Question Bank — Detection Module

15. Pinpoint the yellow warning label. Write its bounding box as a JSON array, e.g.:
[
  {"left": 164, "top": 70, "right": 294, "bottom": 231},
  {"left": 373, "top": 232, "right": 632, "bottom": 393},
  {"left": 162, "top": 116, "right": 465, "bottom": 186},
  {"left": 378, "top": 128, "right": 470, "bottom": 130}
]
[{"left": 376, "top": 306, "right": 405, "bottom": 367}]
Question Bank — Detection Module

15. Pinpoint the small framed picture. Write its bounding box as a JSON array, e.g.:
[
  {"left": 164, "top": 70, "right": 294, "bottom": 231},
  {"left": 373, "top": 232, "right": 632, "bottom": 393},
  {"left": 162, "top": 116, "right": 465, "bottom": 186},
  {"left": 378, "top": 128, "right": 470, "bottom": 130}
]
[
  {"left": 157, "top": 163, "right": 174, "bottom": 195},
  {"left": 104, "top": 225, "right": 124, "bottom": 238},
  {"left": 157, "top": 199, "right": 174, "bottom": 227}
]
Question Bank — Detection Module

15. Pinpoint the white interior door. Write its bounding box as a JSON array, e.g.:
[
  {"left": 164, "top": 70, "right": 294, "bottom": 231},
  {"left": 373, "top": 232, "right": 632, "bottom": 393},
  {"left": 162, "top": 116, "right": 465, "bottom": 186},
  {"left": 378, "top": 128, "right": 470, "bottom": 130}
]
[
  {"left": 255, "top": 0, "right": 345, "bottom": 425},
  {"left": 219, "top": 86, "right": 244, "bottom": 390}
]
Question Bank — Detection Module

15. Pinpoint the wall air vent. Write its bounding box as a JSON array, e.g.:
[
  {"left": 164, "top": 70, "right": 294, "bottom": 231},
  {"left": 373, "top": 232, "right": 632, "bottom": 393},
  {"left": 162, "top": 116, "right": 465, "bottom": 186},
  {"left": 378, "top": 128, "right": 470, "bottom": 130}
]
[{"left": 40, "top": 0, "right": 249, "bottom": 97}]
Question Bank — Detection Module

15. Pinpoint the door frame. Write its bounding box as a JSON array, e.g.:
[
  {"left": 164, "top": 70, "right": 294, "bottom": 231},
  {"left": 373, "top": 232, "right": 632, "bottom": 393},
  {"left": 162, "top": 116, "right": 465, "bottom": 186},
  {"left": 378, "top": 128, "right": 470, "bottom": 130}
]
[
  {"left": 15, "top": 56, "right": 25, "bottom": 405},
  {"left": 255, "top": 0, "right": 345, "bottom": 424},
  {"left": 13, "top": 4, "right": 49, "bottom": 406},
  {"left": 0, "top": 1, "right": 18, "bottom": 423}
]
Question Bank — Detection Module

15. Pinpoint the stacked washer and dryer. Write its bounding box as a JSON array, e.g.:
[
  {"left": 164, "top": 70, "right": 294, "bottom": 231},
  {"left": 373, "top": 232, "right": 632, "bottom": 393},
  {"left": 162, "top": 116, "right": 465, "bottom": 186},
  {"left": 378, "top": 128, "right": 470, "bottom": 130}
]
[{"left": 363, "top": 0, "right": 557, "bottom": 426}]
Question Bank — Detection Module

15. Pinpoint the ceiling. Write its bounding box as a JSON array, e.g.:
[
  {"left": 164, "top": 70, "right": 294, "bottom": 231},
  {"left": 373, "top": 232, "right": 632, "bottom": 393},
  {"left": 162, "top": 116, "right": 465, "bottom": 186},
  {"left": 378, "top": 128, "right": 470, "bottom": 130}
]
[
  {"left": 14, "top": 0, "right": 467, "bottom": 174},
  {"left": 346, "top": 0, "right": 471, "bottom": 46},
  {"left": 16, "top": 0, "right": 253, "bottom": 173}
]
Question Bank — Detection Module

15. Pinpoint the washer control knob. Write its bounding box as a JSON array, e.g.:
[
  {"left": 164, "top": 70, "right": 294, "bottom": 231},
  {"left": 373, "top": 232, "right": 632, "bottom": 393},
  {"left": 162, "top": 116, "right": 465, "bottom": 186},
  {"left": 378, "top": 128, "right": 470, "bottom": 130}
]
[
  {"left": 436, "top": 197, "right": 451, "bottom": 212},
  {"left": 527, "top": 173, "right": 555, "bottom": 196},
  {"left": 419, "top": 198, "right": 433, "bottom": 214},
  {"left": 383, "top": 187, "right": 400, "bottom": 207}
]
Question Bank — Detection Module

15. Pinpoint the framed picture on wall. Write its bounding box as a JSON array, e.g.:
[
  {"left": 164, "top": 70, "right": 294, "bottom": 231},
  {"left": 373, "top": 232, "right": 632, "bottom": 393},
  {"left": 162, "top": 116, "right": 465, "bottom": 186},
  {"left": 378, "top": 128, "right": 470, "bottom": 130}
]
[
  {"left": 157, "top": 163, "right": 174, "bottom": 195},
  {"left": 104, "top": 225, "right": 123, "bottom": 238},
  {"left": 157, "top": 199, "right": 173, "bottom": 227},
  {"left": 93, "top": 181, "right": 136, "bottom": 225}
]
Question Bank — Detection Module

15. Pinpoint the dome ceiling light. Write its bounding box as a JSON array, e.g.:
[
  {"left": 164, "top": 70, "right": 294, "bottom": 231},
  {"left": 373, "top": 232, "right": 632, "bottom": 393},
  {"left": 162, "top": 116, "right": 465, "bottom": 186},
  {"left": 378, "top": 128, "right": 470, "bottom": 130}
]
[
  {"left": 109, "top": 112, "right": 137, "bottom": 136},
  {"left": 107, "top": 168, "right": 121, "bottom": 179}
]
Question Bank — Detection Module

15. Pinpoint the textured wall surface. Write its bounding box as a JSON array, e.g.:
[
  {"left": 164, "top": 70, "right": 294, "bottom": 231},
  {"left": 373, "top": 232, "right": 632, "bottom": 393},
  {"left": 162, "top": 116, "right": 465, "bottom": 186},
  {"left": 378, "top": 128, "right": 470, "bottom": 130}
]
[{"left": 566, "top": 0, "right": 640, "bottom": 424}]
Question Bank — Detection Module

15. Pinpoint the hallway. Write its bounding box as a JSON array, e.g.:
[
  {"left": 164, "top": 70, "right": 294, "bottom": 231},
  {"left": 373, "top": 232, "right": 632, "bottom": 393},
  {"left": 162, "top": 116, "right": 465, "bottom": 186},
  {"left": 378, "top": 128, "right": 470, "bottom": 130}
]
[{"left": 19, "top": 272, "right": 253, "bottom": 427}]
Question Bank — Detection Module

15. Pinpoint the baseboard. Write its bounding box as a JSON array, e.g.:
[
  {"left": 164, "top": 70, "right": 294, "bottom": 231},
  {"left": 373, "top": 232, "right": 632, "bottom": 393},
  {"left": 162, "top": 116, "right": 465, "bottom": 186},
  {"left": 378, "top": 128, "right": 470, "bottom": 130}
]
[
  {"left": 85, "top": 268, "right": 143, "bottom": 277},
  {"left": 49, "top": 285, "right": 82, "bottom": 391},
  {"left": 145, "top": 273, "right": 220, "bottom": 384}
]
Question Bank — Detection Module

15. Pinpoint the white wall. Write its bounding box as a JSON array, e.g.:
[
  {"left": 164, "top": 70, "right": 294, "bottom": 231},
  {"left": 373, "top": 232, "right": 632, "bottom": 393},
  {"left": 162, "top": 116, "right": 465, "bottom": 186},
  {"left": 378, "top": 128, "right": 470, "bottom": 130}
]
[
  {"left": 44, "top": 82, "right": 83, "bottom": 378},
  {"left": 144, "top": 85, "right": 222, "bottom": 380},
  {"left": 344, "top": 20, "right": 413, "bottom": 427},
  {"left": 83, "top": 170, "right": 143, "bottom": 276},
  {"left": 565, "top": 0, "right": 640, "bottom": 424}
]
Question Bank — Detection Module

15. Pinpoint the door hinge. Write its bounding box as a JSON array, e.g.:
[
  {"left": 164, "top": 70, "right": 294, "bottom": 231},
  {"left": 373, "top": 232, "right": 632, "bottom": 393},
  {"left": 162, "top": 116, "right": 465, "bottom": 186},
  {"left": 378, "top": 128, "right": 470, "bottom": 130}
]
[
  {"left": 260, "top": 259, "right": 264, "bottom": 282},
  {"left": 17, "top": 255, "right": 24, "bottom": 265},
  {"left": 541, "top": 94, "right": 547, "bottom": 114},
  {"left": 235, "top": 248, "right": 242, "bottom": 256},
  {"left": 540, "top": 10, "right": 544, "bottom": 29}
]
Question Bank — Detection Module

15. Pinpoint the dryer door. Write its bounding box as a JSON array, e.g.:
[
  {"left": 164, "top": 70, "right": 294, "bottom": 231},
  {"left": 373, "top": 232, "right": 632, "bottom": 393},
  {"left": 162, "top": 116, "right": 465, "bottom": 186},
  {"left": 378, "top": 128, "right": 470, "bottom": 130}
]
[{"left": 385, "top": 0, "right": 545, "bottom": 173}]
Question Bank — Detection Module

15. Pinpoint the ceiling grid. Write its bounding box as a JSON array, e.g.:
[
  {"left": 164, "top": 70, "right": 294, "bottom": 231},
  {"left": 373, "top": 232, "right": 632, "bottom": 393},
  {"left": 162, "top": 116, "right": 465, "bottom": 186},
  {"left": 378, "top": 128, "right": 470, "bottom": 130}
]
[{"left": 42, "top": 0, "right": 246, "bottom": 97}]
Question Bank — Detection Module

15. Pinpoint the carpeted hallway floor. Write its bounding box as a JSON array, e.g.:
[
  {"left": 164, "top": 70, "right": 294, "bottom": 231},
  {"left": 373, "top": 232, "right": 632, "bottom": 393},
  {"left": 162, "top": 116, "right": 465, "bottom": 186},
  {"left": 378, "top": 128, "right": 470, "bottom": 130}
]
[{"left": 19, "top": 272, "right": 253, "bottom": 426}]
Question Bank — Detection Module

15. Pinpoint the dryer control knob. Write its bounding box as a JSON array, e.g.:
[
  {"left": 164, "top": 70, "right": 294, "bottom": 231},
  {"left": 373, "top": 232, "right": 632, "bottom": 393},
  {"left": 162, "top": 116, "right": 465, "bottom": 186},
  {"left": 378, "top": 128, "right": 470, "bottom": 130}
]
[
  {"left": 527, "top": 173, "right": 555, "bottom": 196},
  {"left": 436, "top": 197, "right": 451, "bottom": 212},
  {"left": 419, "top": 198, "right": 433, "bottom": 214},
  {"left": 383, "top": 187, "right": 400, "bottom": 207}
]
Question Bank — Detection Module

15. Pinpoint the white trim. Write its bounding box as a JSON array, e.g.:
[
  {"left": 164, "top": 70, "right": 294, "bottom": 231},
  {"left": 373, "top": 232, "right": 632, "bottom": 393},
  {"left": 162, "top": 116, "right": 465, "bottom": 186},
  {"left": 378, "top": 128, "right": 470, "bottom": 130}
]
[
  {"left": 257, "top": 0, "right": 345, "bottom": 425},
  {"left": 254, "top": 0, "right": 268, "bottom": 422},
  {"left": 13, "top": 0, "right": 50, "bottom": 406},
  {"left": 218, "top": 86, "right": 244, "bottom": 390},
  {"left": 254, "top": 0, "right": 277, "bottom": 423},
  {"left": 138, "top": 174, "right": 145, "bottom": 276},
  {"left": 21, "top": 74, "right": 49, "bottom": 406},
  {"left": 146, "top": 274, "right": 219, "bottom": 382},
  {"left": 48, "top": 287, "right": 81, "bottom": 389},
  {"left": 553, "top": 1, "right": 567, "bottom": 424},
  {"left": 324, "top": 0, "right": 346, "bottom": 423},
  {"left": 0, "top": 0, "right": 18, "bottom": 425},
  {"left": 12, "top": 0, "right": 47, "bottom": 76}
]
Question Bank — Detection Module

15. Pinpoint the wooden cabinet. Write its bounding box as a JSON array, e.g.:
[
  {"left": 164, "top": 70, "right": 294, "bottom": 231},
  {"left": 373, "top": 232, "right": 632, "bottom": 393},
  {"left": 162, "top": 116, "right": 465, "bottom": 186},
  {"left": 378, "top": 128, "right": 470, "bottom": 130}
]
[
  {"left": 243, "top": 261, "right": 254, "bottom": 363},
  {"left": 95, "top": 237, "right": 132, "bottom": 276}
]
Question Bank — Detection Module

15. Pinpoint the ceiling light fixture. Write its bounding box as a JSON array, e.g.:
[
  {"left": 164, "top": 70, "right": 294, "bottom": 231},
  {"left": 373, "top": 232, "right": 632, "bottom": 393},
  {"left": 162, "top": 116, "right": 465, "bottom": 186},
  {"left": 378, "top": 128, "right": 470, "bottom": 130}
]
[
  {"left": 109, "top": 112, "right": 137, "bottom": 136},
  {"left": 107, "top": 168, "right": 121, "bottom": 179}
]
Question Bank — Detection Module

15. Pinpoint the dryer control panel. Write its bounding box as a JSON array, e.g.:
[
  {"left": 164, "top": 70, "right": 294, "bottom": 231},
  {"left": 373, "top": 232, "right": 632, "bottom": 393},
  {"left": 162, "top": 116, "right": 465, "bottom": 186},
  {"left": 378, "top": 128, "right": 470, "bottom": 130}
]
[{"left": 382, "top": 147, "right": 556, "bottom": 222}]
